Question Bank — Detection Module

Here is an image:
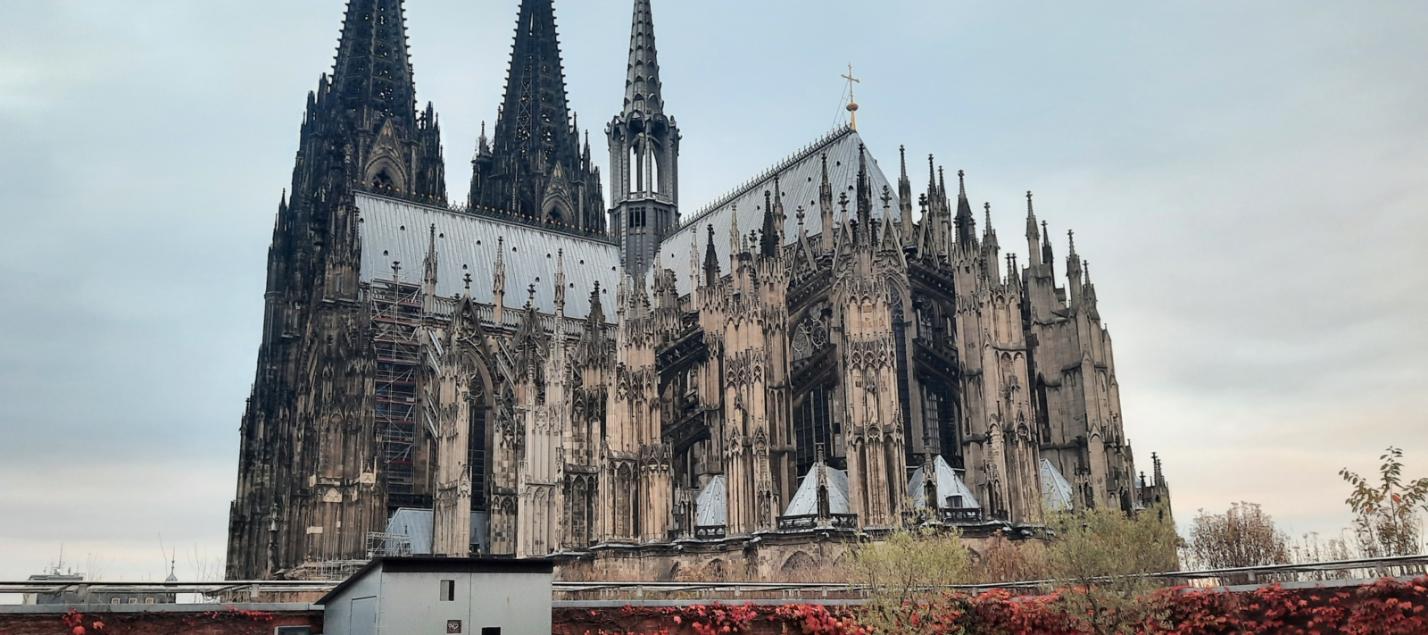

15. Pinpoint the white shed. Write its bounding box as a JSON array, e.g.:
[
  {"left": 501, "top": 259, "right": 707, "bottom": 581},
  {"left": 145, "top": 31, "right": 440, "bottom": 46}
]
[{"left": 318, "top": 557, "right": 553, "bottom": 635}]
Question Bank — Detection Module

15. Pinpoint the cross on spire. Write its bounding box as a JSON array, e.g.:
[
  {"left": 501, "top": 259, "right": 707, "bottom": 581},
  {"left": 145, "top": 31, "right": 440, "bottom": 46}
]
[{"left": 842, "top": 64, "right": 862, "bottom": 130}]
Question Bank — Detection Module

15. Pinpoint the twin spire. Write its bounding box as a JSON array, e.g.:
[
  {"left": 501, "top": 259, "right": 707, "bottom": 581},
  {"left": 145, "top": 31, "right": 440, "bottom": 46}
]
[
  {"left": 494, "top": 0, "right": 573, "bottom": 158},
  {"left": 331, "top": 0, "right": 418, "bottom": 128}
]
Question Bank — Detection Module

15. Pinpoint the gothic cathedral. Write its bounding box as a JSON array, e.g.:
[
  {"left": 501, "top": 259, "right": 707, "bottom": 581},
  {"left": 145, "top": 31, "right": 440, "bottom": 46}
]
[{"left": 226, "top": 0, "right": 1171, "bottom": 579}]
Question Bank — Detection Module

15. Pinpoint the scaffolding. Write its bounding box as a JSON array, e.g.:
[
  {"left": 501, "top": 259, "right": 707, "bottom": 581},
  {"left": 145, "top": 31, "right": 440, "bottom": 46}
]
[{"left": 369, "top": 275, "right": 425, "bottom": 512}]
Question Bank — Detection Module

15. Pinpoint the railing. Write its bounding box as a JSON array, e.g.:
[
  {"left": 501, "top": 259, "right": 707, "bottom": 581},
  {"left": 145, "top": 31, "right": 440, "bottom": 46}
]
[
  {"left": 694, "top": 525, "right": 726, "bottom": 540},
  {"left": 6, "top": 555, "right": 1428, "bottom": 603},
  {"left": 776, "top": 514, "right": 859, "bottom": 531},
  {"left": 939, "top": 508, "right": 983, "bottom": 524}
]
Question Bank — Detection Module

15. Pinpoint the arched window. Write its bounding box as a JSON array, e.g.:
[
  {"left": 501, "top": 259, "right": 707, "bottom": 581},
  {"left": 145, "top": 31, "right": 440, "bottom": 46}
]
[
  {"left": 372, "top": 171, "right": 395, "bottom": 193},
  {"left": 467, "top": 378, "right": 490, "bottom": 511},
  {"left": 628, "top": 145, "right": 640, "bottom": 194}
]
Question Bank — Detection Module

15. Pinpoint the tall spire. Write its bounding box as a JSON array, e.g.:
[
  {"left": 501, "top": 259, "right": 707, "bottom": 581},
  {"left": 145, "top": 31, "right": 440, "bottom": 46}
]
[
  {"left": 471, "top": 0, "right": 603, "bottom": 230},
  {"left": 622, "top": 0, "right": 664, "bottom": 117},
  {"left": 494, "top": 0, "right": 573, "bottom": 157},
  {"left": 331, "top": 0, "right": 418, "bottom": 129},
  {"left": 608, "top": 0, "right": 678, "bottom": 273}
]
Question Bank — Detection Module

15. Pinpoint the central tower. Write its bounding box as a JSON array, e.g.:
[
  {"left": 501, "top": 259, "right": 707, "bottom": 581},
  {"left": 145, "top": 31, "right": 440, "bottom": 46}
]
[{"left": 607, "top": 0, "right": 680, "bottom": 275}]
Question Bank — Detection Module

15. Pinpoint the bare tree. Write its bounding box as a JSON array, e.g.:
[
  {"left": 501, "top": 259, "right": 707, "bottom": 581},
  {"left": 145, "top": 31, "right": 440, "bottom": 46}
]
[{"left": 1187, "top": 502, "right": 1289, "bottom": 570}]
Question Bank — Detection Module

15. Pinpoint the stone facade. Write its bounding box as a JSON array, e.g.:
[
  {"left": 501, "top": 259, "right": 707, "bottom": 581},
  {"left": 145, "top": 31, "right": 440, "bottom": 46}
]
[{"left": 226, "top": 0, "right": 1171, "bottom": 580}]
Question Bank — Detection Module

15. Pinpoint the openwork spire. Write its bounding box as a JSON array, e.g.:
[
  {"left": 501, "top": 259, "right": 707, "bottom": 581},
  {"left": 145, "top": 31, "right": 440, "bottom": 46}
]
[
  {"left": 471, "top": 0, "right": 604, "bottom": 231},
  {"left": 493, "top": 0, "right": 574, "bottom": 163},
  {"left": 623, "top": 0, "right": 664, "bottom": 117},
  {"left": 331, "top": 0, "right": 418, "bottom": 129}
]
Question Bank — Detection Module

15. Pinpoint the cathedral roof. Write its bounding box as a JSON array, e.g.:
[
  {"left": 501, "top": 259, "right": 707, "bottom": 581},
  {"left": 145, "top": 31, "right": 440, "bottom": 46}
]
[
  {"left": 655, "top": 126, "right": 898, "bottom": 294},
  {"left": 383, "top": 508, "right": 489, "bottom": 556},
  {"left": 1040, "top": 458, "right": 1075, "bottom": 513},
  {"left": 357, "top": 192, "right": 619, "bottom": 320},
  {"left": 908, "top": 455, "right": 981, "bottom": 510}
]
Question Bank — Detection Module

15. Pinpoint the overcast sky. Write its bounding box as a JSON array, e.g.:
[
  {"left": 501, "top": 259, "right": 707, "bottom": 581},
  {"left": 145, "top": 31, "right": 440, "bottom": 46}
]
[{"left": 1, "top": 0, "right": 1425, "bottom": 583}]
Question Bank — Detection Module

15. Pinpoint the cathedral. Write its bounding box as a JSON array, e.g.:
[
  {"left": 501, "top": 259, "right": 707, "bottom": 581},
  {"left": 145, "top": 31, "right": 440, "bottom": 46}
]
[{"left": 226, "top": 0, "right": 1171, "bottom": 580}]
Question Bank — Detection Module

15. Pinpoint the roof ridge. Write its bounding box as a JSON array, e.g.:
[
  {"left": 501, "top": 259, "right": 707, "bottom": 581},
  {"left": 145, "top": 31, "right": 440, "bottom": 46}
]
[{"left": 680, "top": 124, "right": 854, "bottom": 229}]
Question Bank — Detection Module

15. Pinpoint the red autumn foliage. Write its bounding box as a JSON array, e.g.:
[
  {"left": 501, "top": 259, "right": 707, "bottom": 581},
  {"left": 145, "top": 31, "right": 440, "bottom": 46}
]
[{"left": 553, "top": 576, "right": 1428, "bottom": 634}]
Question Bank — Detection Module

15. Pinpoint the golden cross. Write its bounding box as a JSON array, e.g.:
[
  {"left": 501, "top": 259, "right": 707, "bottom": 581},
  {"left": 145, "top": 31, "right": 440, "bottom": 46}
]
[
  {"left": 841, "top": 64, "right": 862, "bottom": 130},
  {"left": 842, "top": 64, "right": 861, "bottom": 96}
]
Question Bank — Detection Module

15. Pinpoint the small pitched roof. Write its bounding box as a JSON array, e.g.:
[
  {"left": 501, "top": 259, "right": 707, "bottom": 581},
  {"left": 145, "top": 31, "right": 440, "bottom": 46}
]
[
  {"left": 1040, "top": 458, "right": 1075, "bottom": 513},
  {"left": 695, "top": 475, "right": 726, "bottom": 527},
  {"left": 782, "top": 463, "right": 851, "bottom": 517},
  {"left": 908, "top": 455, "right": 980, "bottom": 510}
]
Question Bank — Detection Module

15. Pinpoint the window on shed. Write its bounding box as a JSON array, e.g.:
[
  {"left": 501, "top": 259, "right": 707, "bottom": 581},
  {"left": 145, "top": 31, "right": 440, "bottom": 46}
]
[
  {"left": 440, "top": 579, "right": 456, "bottom": 601},
  {"left": 481, "top": 628, "right": 502, "bottom": 635}
]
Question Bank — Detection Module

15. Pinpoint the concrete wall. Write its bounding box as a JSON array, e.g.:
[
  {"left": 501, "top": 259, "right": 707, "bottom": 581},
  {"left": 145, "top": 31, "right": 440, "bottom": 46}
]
[
  {"left": 326, "top": 566, "right": 379, "bottom": 635},
  {"left": 374, "top": 570, "right": 551, "bottom": 634}
]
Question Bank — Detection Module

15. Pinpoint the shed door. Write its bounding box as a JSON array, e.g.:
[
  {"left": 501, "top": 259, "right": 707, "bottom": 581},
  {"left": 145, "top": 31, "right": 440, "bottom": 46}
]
[{"left": 349, "top": 596, "right": 377, "bottom": 635}]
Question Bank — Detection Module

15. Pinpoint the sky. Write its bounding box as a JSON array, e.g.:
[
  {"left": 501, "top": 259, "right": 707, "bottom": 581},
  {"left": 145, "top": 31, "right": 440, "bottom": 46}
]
[{"left": 1, "top": 0, "right": 1426, "bottom": 583}]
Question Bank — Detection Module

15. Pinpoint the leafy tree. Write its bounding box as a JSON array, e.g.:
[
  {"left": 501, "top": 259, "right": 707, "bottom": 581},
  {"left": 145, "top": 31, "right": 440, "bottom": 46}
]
[
  {"left": 852, "top": 527, "right": 970, "bottom": 632},
  {"left": 1340, "top": 446, "right": 1428, "bottom": 558},
  {"left": 1045, "top": 506, "right": 1180, "bottom": 634},
  {"left": 1187, "top": 502, "right": 1290, "bottom": 570}
]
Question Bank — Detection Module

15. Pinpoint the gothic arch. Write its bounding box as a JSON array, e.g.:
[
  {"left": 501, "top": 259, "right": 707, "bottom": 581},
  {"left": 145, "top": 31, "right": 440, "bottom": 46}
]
[
  {"left": 781, "top": 551, "right": 817, "bottom": 576},
  {"left": 542, "top": 195, "right": 574, "bottom": 225},
  {"left": 364, "top": 155, "right": 408, "bottom": 194},
  {"left": 704, "top": 558, "right": 727, "bottom": 581}
]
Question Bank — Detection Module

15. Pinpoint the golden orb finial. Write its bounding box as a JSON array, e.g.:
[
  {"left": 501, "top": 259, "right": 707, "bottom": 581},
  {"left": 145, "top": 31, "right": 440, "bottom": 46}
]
[{"left": 841, "top": 64, "right": 862, "bottom": 131}]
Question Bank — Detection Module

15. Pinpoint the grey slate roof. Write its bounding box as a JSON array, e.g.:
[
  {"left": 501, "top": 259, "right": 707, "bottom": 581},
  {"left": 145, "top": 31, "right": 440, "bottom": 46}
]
[
  {"left": 1040, "top": 458, "right": 1075, "bottom": 513},
  {"left": 356, "top": 192, "right": 620, "bottom": 320},
  {"left": 908, "top": 455, "right": 981, "bottom": 510},
  {"left": 385, "top": 507, "right": 489, "bottom": 555},
  {"left": 782, "top": 463, "right": 851, "bottom": 516},
  {"left": 655, "top": 126, "right": 898, "bottom": 295},
  {"left": 694, "top": 475, "right": 726, "bottom": 527}
]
